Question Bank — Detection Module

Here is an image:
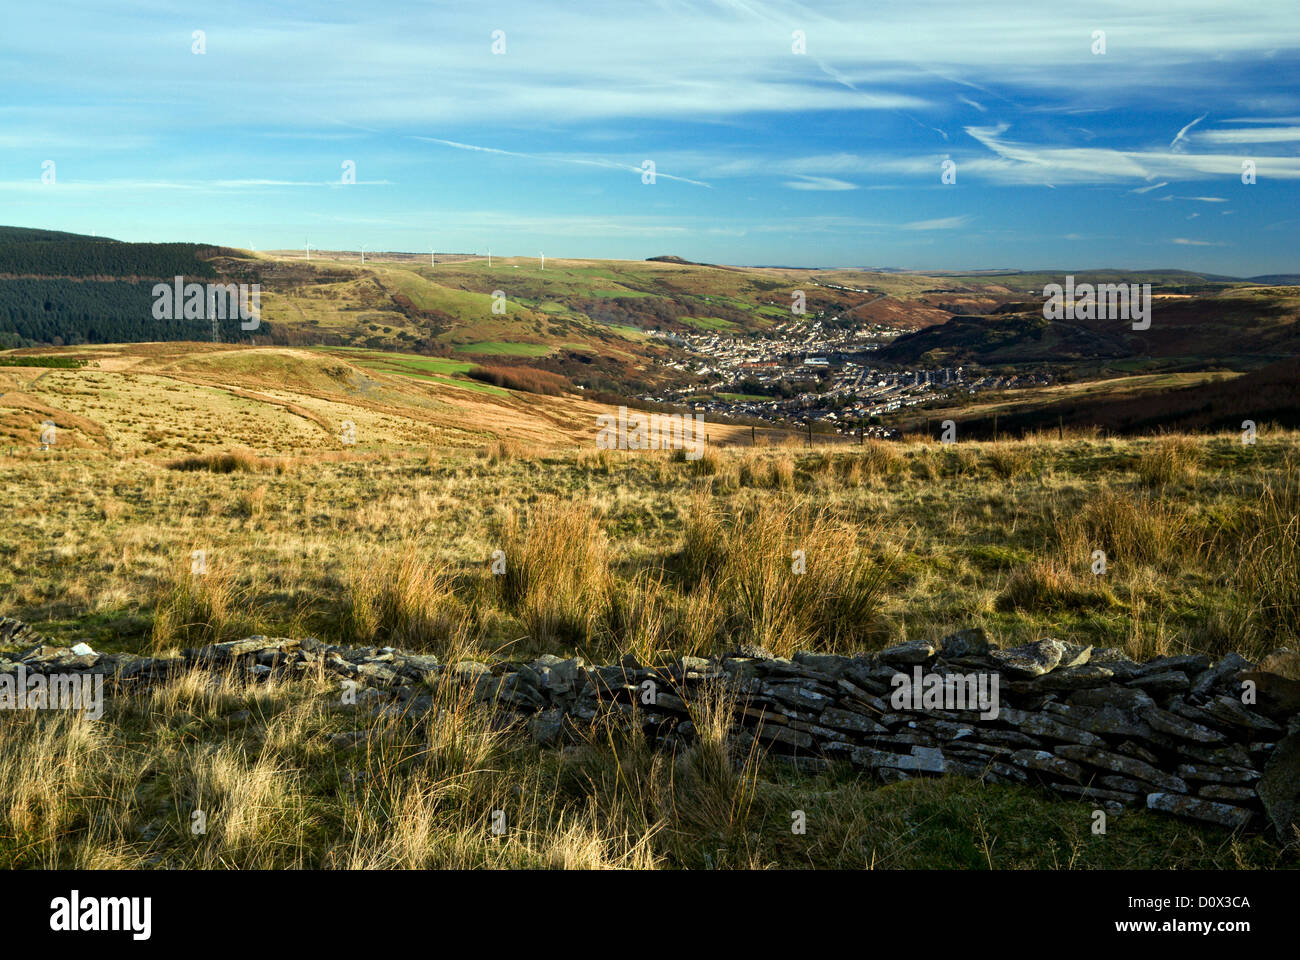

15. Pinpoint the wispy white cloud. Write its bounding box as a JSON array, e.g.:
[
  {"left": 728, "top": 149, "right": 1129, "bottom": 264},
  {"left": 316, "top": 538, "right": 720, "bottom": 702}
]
[
  {"left": 960, "top": 124, "right": 1300, "bottom": 184},
  {"left": 903, "top": 215, "right": 971, "bottom": 231},
  {"left": 1170, "top": 113, "right": 1207, "bottom": 151},
  {"left": 1197, "top": 126, "right": 1300, "bottom": 143},
  {"left": 411, "top": 136, "right": 712, "bottom": 187},
  {"left": 783, "top": 175, "right": 857, "bottom": 191}
]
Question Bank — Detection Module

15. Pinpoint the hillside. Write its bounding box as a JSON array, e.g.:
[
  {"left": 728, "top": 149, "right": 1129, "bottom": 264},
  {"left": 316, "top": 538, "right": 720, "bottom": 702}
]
[
  {"left": 0, "top": 341, "right": 775, "bottom": 455},
  {"left": 877, "top": 288, "right": 1300, "bottom": 372}
]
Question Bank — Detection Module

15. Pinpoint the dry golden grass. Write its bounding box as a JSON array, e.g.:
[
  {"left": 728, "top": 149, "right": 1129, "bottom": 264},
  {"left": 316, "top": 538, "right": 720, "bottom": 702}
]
[
  {"left": 1136, "top": 435, "right": 1200, "bottom": 487},
  {"left": 497, "top": 499, "right": 613, "bottom": 647},
  {"left": 342, "top": 547, "right": 466, "bottom": 653},
  {"left": 3, "top": 415, "right": 1297, "bottom": 666},
  {"left": 167, "top": 448, "right": 292, "bottom": 475}
]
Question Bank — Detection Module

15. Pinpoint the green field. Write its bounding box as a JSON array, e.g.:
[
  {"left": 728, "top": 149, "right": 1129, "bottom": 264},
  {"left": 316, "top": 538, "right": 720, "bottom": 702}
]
[{"left": 453, "top": 341, "right": 553, "bottom": 357}]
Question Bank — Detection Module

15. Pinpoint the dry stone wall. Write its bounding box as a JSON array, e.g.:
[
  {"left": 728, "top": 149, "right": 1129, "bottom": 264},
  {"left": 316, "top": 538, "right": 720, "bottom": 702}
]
[{"left": 3, "top": 616, "right": 1299, "bottom": 836}]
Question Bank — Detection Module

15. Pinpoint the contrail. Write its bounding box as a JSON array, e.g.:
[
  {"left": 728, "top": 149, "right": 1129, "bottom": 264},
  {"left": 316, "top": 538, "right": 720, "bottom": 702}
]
[{"left": 411, "top": 136, "right": 712, "bottom": 188}]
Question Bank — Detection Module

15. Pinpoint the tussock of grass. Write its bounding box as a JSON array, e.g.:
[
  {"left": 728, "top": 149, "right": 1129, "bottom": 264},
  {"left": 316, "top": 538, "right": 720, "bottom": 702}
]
[
  {"left": 1136, "top": 435, "right": 1199, "bottom": 487},
  {"left": 497, "top": 499, "right": 612, "bottom": 646},
  {"left": 167, "top": 447, "right": 291, "bottom": 474},
  {"left": 342, "top": 547, "right": 465, "bottom": 653},
  {"left": 985, "top": 442, "right": 1035, "bottom": 480},
  {"left": 679, "top": 497, "right": 895, "bottom": 655},
  {"left": 996, "top": 559, "right": 1116, "bottom": 614},
  {"left": 150, "top": 557, "right": 255, "bottom": 652}
]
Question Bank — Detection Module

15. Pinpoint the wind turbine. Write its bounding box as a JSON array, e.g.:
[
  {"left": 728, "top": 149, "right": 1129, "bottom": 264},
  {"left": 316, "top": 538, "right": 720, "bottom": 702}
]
[{"left": 360, "top": 244, "right": 366, "bottom": 265}]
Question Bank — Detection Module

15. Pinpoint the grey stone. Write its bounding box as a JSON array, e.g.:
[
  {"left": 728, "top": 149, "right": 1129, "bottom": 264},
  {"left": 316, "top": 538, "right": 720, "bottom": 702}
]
[
  {"left": 1008, "top": 749, "right": 1085, "bottom": 783},
  {"left": 1053, "top": 784, "right": 1142, "bottom": 806},
  {"left": 990, "top": 639, "right": 1065, "bottom": 678},
  {"left": 939, "top": 627, "right": 992, "bottom": 659},
  {"left": 1054, "top": 744, "right": 1188, "bottom": 793},
  {"left": 1195, "top": 695, "right": 1282, "bottom": 733},
  {"left": 818, "top": 707, "right": 889, "bottom": 735},
  {"left": 1125, "top": 670, "right": 1190, "bottom": 696},
  {"left": 1256, "top": 731, "right": 1300, "bottom": 838},
  {"left": 877, "top": 639, "right": 935, "bottom": 665},
  {"left": 529, "top": 709, "right": 567, "bottom": 745},
  {"left": 1175, "top": 763, "right": 1260, "bottom": 784},
  {"left": 1012, "top": 664, "right": 1113, "bottom": 693},
  {"left": 998, "top": 706, "right": 1107, "bottom": 746},
  {"left": 1058, "top": 642, "right": 1093, "bottom": 668},
  {"left": 1190, "top": 653, "right": 1249, "bottom": 699},
  {"left": 1132, "top": 654, "right": 1211, "bottom": 678},
  {"left": 1146, "top": 792, "right": 1253, "bottom": 829},
  {"left": 1139, "top": 705, "right": 1225, "bottom": 743}
]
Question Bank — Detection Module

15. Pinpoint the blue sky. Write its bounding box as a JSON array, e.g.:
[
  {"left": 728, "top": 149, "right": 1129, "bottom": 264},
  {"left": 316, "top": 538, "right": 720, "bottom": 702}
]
[{"left": 3, "top": 0, "right": 1298, "bottom": 274}]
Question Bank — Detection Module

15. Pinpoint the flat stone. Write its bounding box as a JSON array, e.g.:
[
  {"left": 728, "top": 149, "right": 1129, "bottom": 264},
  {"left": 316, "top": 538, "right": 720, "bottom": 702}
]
[
  {"left": 1012, "top": 664, "right": 1113, "bottom": 693},
  {"left": 1146, "top": 792, "right": 1253, "bottom": 829},
  {"left": 1179, "top": 694, "right": 1280, "bottom": 733},
  {"left": 835, "top": 678, "right": 890, "bottom": 712},
  {"left": 1088, "top": 647, "right": 1140, "bottom": 680},
  {"left": 851, "top": 745, "right": 947, "bottom": 773},
  {"left": 1175, "top": 763, "right": 1260, "bottom": 784},
  {"left": 792, "top": 652, "right": 854, "bottom": 677},
  {"left": 1067, "top": 684, "right": 1156, "bottom": 712},
  {"left": 990, "top": 639, "right": 1064, "bottom": 678},
  {"left": 756, "top": 724, "right": 813, "bottom": 749},
  {"left": 1058, "top": 642, "right": 1092, "bottom": 668},
  {"left": 1054, "top": 744, "right": 1188, "bottom": 793},
  {"left": 1139, "top": 705, "right": 1225, "bottom": 743},
  {"left": 1008, "top": 749, "right": 1084, "bottom": 782},
  {"left": 1199, "top": 784, "right": 1258, "bottom": 803},
  {"left": 451, "top": 660, "right": 491, "bottom": 679},
  {"left": 877, "top": 639, "right": 935, "bottom": 665},
  {"left": 1053, "top": 784, "right": 1142, "bottom": 806},
  {"left": 1125, "top": 670, "right": 1190, "bottom": 696},
  {"left": 818, "top": 707, "right": 889, "bottom": 735},
  {"left": 1132, "top": 654, "right": 1211, "bottom": 678},
  {"left": 998, "top": 706, "right": 1107, "bottom": 746},
  {"left": 355, "top": 661, "right": 400, "bottom": 685}
]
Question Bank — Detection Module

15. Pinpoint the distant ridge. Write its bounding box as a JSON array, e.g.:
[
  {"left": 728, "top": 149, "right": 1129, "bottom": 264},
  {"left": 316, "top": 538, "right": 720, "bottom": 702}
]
[{"left": 647, "top": 254, "right": 715, "bottom": 266}]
